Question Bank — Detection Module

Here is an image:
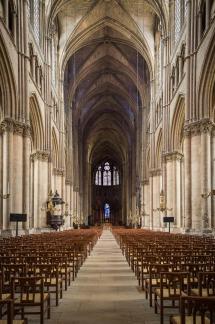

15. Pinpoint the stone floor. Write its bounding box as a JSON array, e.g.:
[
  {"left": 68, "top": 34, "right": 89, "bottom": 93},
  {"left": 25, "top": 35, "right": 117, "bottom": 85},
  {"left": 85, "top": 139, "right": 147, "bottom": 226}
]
[{"left": 28, "top": 229, "right": 174, "bottom": 324}]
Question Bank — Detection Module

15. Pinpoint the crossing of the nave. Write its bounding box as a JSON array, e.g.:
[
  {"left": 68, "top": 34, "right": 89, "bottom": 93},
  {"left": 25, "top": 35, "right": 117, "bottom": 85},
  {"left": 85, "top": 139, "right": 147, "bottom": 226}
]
[{"left": 1, "top": 0, "right": 215, "bottom": 323}]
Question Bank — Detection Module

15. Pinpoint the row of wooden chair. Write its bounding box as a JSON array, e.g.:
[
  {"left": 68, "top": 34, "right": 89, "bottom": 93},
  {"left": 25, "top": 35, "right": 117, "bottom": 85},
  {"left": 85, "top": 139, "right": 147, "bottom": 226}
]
[
  {"left": 113, "top": 228, "right": 215, "bottom": 324},
  {"left": 0, "top": 228, "right": 102, "bottom": 324}
]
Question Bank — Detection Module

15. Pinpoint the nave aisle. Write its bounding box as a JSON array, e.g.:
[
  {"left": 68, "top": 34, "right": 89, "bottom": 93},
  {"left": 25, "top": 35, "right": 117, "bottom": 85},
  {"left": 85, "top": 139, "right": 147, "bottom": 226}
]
[{"left": 37, "top": 230, "right": 161, "bottom": 324}]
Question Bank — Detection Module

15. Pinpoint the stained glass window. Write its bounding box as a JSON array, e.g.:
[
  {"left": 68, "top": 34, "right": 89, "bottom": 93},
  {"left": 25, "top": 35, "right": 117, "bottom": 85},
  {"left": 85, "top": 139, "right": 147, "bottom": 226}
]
[
  {"left": 94, "top": 162, "right": 120, "bottom": 186},
  {"left": 30, "top": 0, "right": 40, "bottom": 44},
  {"left": 113, "top": 166, "right": 119, "bottom": 185},
  {"left": 175, "top": 0, "right": 186, "bottom": 44},
  {"left": 103, "top": 162, "right": 111, "bottom": 186},
  {"left": 175, "top": 0, "right": 181, "bottom": 43},
  {"left": 104, "top": 203, "right": 110, "bottom": 219},
  {"left": 95, "top": 166, "right": 102, "bottom": 185}
]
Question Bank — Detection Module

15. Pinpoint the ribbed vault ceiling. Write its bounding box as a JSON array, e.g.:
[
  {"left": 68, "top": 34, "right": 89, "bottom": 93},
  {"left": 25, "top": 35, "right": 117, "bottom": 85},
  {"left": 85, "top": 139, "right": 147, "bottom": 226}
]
[{"left": 59, "top": 0, "right": 161, "bottom": 169}]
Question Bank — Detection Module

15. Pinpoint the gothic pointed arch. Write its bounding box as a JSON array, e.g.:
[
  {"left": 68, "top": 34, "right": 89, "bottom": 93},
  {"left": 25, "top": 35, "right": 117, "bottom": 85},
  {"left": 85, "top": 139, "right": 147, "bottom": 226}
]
[
  {"left": 0, "top": 31, "right": 17, "bottom": 119},
  {"left": 198, "top": 32, "right": 215, "bottom": 119},
  {"left": 52, "top": 127, "right": 59, "bottom": 168},
  {"left": 155, "top": 129, "right": 162, "bottom": 168},
  {"left": 0, "top": 1, "right": 3, "bottom": 18},
  {"left": 171, "top": 96, "right": 185, "bottom": 151},
  {"left": 29, "top": 94, "right": 44, "bottom": 151}
]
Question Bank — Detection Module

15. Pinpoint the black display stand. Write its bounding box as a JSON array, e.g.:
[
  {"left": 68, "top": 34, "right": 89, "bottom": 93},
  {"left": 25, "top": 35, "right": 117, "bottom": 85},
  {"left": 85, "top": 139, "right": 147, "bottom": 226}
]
[
  {"left": 10, "top": 214, "right": 27, "bottom": 236},
  {"left": 163, "top": 216, "right": 174, "bottom": 233}
]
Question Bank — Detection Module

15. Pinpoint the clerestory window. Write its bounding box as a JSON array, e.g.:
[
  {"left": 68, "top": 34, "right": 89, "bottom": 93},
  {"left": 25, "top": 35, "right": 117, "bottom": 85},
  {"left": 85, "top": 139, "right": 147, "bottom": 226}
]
[{"left": 30, "top": 0, "right": 41, "bottom": 44}]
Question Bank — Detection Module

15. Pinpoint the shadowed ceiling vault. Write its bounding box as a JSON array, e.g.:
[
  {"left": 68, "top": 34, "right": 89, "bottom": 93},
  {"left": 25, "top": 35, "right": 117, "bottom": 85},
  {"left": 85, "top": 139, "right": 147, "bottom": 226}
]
[{"left": 48, "top": 0, "right": 166, "bottom": 220}]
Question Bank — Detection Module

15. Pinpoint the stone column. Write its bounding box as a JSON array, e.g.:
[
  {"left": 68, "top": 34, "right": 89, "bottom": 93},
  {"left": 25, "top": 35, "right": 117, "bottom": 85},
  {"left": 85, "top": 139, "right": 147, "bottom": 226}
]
[
  {"left": 212, "top": 130, "right": 215, "bottom": 228},
  {"left": 143, "top": 180, "right": 149, "bottom": 227},
  {"left": 36, "top": 65, "right": 40, "bottom": 88},
  {"left": 206, "top": 0, "right": 210, "bottom": 29},
  {"left": 178, "top": 56, "right": 182, "bottom": 82},
  {"left": 12, "top": 9, "right": 17, "bottom": 45},
  {"left": 198, "top": 12, "right": 202, "bottom": 44},
  {"left": 149, "top": 174, "right": 153, "bottom": 229},
  {"left": 4, "top": 0, "right": 8, "bottom": 28},
  {"left": 175, "top": 62, "right": 179, "bottom": 87},
  {"left": 164, "top": 152, "right": 184, "bottom": 229},
  {"left": 166, "top": 156, "right": 174, "bottom": 215},
  {"left": 1, "top": 119, "right": 14, "bottom": 231},
  {"left": 12, "top": 125, "right": 24, "bottom": 216},
  {"left": 87, "top": 162, "right": 92, "bottom": 225},
  {"left": 185, "top": 120, "right": 213, "bottom": 232},
  {"left": 183, "top": 126, "right": 191, "bottom": 229},
  {"left": 149, "top": 169, "right": 161, "bottom": 230},
  {"left": 31, "top": 151, "right": 49, "bottom": 229},
  {"left": 185, "top": 0, "right": 191, "bottom": 121},
  {"left": 65, "top": 180, "right": 73, "bottom": 228},
  {"left": 191, "top": 128, "right": 201, "bottom": 230},
  {"left": 201, "top": 121, "right": 212, "bottom": 230},
  {"left": 0, "top": 133, "right": 2, "bottom": 229},
  {"left": 2, "top": 129, "right": 9, "bottom": 229},
  {"left": 31, "top": 55, "right": 36, "bottom": 80},
  {"left": 70, "top": 182, "right": 74, "bottom": 228}
]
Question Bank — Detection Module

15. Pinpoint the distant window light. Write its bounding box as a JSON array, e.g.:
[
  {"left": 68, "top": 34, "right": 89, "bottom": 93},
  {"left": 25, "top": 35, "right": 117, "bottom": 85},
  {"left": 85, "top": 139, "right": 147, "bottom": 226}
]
[
  {"left": 104, "top": 203, "right": 110, "bottom": 219},
  {"left": 94, "top": 162, "right": 120, "bottom": 186},
  {"left": 175, "top": 0, "right": 181, "bottom": 43},
  {"left": 175, "top": 0, "right": 186, "bottom": 44},
  {"left": 30, "top": 0, "right": 40, "bottom": 44},
  {"left": 95, "top": 166, "right": 102, "bottom": 185}
]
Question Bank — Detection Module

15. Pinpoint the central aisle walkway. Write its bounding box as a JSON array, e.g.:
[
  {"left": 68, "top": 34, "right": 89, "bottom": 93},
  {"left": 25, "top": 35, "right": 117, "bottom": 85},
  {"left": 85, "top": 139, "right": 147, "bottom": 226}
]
[{"left": 46, "top": 229, "right": 160, "bottom": 324}]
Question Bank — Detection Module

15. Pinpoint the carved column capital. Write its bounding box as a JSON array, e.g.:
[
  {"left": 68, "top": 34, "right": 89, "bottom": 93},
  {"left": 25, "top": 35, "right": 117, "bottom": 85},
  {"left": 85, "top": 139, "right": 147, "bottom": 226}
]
[
  {"left": 13, "top": 122, "right": 24, "bottom": 136},
  {"left": 65, "top": 179, "right": 72, "bottom": 186},
  {"left": 31, "top": 150, "right": 50, "bottom": 162},
  {"left": 163, "top": 151, "right": 184, "bottom": 162},
  {"left": 149, "top": 168, "right": 162, "bottom": 177},
  {"left": 53, "top": 168, "right": 65, "bottom": 177},
  {"left": 0, "top": 118, "right": 32, "bottom": 138},
  {"left": 184, "top": 119, "right": 215, "bottom": 137},
  {"left": 23, "top": 124, "right": 32, "bottom": 138},
  {"left": 0, "top": 118, "right": 14, "bottom": 133}
]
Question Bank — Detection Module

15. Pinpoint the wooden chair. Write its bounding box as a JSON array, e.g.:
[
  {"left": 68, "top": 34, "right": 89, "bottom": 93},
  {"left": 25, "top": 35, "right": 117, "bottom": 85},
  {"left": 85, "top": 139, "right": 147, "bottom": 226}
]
[
  {"left": 170, "top": 295, "right": 215, "bottom": 324},
  {"left": 36, "top": 264, "right": 63, "bottom": 306},
  {"left": 0, "top": 300, "right": 27, "bottom": 324},
  {"left": 154, "top": 272, "right": 189, "bottom": 324},
  {"left": 0, "top": 275, "right": 12, "bottom": 304},
  {"left": 12, "top": 277, "right": 50, "bottom": 324},
  {"left": 138, "top": 255, "right": 157, "bottom": 290},
  {"left": 180, "top": 263, "right": 206, "bottom": 289},
  {"left": 191, "top": 272, "right": 215, "bottom": 297},
  {"left": 1, "top": 265, "right": 28, "bottom": 293},
  {"left": 0, "top": 275, "right": 13, "bottom": 320},
  {"left": 145, "top": 264, "right": 173, "bottom": 307}
]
